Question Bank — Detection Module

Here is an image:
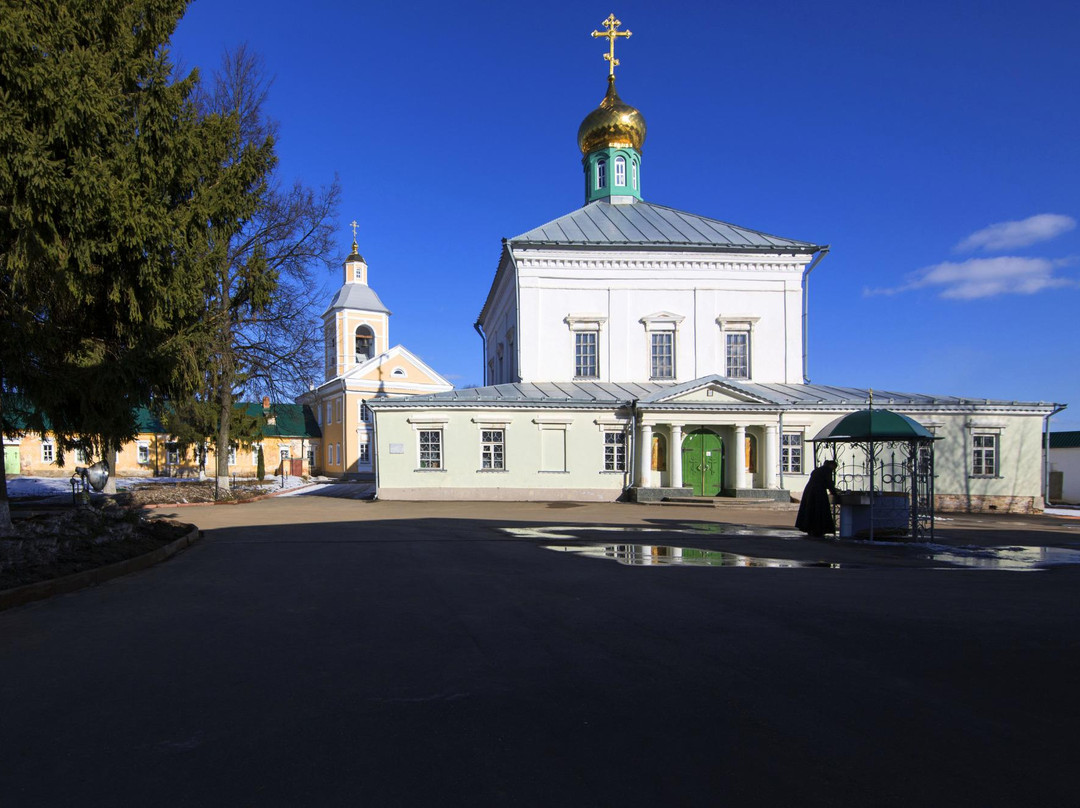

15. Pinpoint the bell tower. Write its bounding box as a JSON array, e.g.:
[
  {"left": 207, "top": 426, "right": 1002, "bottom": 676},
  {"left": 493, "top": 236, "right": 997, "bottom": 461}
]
[{"left": 321, "top": 222, "right": 392, "bottom": 381}]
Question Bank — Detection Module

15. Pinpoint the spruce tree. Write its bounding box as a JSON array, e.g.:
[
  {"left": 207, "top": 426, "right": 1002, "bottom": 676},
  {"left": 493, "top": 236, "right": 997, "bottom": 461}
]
[{"left": 0, "top": 1, "right": 271, "bottom": 530}]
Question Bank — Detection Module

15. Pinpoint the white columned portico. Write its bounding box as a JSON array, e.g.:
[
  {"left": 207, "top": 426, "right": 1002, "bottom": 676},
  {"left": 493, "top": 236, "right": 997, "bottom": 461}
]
[
  {"left": 733, "top": 424, "right": 746, "bottom": 490},
  {"left": 669, "top": 423, "right": 683, "bottom": 489},
  {"left": 764, "top": 423, "right": 779, "bottom": 489},
  {"left": 639, "top": 423, "right": 653, "bottom": 488}
]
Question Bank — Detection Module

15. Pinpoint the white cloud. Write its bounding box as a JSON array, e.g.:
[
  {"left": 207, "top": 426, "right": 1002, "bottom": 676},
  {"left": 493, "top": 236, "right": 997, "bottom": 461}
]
[
  {"left": 864, "top": 256, "right": 1080, "bottom": 300},
  {"left": 956, "top": 214, "right": 1076, "bottom": 252}
]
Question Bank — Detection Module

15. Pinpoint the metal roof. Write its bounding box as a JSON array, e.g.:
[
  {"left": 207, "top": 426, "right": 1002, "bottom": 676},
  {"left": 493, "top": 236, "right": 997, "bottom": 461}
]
[
  {"left": 510, "top": 200, "right": 822, "bottom": 252},
  {"left": 322, "top": 283, "right": 390, "bottom": 316},
  {"left": 813, "top": 410, "right": 937, "bottom": 442},
  {"left": 367, "top": 375, "right": 1059, "bottom": 412},
  {"left": 1049, "top": 430, "right": 1080, "bottom": 449},
  {"left": 241, "top": 403, "right": 321, "bottom": 439},
  {"left": 368, "top": 381, "right": 663, "bottom": 409}
]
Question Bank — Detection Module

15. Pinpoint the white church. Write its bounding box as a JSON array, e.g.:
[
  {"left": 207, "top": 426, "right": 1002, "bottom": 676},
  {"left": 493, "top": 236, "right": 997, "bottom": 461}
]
[{"left": 363, "top": 17, "right": 1057, "bottom": 512}]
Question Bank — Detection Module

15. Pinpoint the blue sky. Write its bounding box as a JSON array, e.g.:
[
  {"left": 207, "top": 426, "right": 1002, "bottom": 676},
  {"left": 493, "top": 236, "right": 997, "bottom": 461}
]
[{"left": 171, "top": 0, "right": 1080, "bottom": 429}]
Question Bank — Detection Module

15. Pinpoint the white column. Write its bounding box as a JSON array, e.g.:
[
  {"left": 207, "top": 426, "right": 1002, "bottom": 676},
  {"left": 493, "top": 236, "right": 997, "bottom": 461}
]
[
  {"left": 670, "top": 424, "right": 683, "bottom": 489},
  {"left": 639, "top": 423, "right": 653, "bottom": 488},
  {"left": 733, "top": 425, "right": 746, "bottom": 490},
  {"left": 764, "top": 424, "right": 779, "bottom": 489}
]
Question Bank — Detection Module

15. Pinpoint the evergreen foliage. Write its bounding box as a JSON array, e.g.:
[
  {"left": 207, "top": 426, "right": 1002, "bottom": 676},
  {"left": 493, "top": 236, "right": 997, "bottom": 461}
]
[
  {"left": 0, "top": 1, "right": 273, "bottom": 528},
  {"left": 256, "top": 444, "right": 265, "bottom": 481}
]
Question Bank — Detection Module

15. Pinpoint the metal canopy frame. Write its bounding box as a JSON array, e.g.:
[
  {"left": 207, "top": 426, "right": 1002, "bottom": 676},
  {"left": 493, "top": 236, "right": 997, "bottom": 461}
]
[{"left": 812, "top": 408, "right": 937, "bottom": 541}]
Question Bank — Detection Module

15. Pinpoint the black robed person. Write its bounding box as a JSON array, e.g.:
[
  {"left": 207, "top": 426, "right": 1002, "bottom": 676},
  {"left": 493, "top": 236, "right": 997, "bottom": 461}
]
[{"left": 795, "top": 460, "right": 841, "bottom": 537}]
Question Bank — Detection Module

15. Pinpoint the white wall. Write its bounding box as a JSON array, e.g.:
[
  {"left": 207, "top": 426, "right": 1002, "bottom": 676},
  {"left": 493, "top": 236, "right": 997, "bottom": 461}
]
[
  {"left": 1050, "top": 447, "right": 1080, "bottom": 504},
  {"left": 494, "top": 247, "right": 809, "bottom": 385},
  {"left": 374, "top": 407, "right": 632, "bottom": 501}
]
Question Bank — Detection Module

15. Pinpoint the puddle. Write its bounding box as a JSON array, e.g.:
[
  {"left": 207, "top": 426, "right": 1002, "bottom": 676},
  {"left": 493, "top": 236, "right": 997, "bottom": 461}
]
[
  {"left": 542, "top": 544, "right": 847, "bottom": 569},
  {"left": 505, "top": 526, "right": 1080, "bottom": 572},
  {"left": 923, "top": 545, "right": 1080, "bottom": 571}
]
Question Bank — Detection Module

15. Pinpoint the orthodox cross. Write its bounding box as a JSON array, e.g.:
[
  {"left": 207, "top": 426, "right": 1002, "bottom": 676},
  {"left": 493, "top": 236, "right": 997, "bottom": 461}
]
[
  {"left": 592, "top": 14, "right": 632, "bottom": 78},
  {"left": 350, "top": 219, "right": 359, "bottom": 251}
]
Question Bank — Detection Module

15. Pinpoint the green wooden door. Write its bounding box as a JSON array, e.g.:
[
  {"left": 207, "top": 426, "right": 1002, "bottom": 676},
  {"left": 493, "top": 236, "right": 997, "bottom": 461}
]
[
  {"left": 681, "top": 429, "right": 724, "bottom": 496},
  {"left": 4, "top": 445, "right": 19, "bottom": 476}
]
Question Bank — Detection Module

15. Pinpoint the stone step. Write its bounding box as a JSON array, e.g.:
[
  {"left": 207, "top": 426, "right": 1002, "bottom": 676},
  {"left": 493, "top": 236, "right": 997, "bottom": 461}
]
[{"left": 659, "top": 496, "right": 795, "bottom": 509}]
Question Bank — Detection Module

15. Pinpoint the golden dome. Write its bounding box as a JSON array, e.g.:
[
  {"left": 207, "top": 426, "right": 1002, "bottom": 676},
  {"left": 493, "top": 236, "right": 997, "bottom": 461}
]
[{"left": 577, "top": 78, "right": 647, "bottom": 155}]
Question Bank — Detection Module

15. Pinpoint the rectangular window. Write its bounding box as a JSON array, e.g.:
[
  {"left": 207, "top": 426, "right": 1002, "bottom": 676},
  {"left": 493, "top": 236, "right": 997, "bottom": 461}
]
[
  {"left": 327, "top": 444, "right": 333, "bottom": 466},
  {"left": 419, "top": 430, "right": 442, "bottom": 469},
  {"left": 359, "top": 442, "right": 370, "bottom": 464},
  {"left": 725, "top": 332, "right": 749, "bottom": 379},
  {"left": 335, "top": 399, "right": 342, "bottom": 423},
  {"left": 307, "top": 444, "right": 316, "bottom": 467},
  {"left": 75, "top": 447, "right": 89, "bottom": 465},
  {"left": 336, "top": 443, "right": 341, "bottom": 466},
  {"left": 166, "top": 444, "right": 179, "bottom": 466},
  {"left": 650, "top": 332, "right": 674, "bottom": 379},
  {"left": 575, "top": 331, "right": 599, "bottom": 378},
  {"left": 781, "top": 433, "right": 803, "bottom": 474},
  {"left": 279, "top": 447, "right": 290, "bottom": 461},
  {"left": 137, "top": 441, "right": 150, "bottom": 464},
  {"left": 42, "top": 441, "right": 55, "bottom": 464},
  {"left": 359, "top": 401, "right": 372, "bottom": 422},
  {"left": 481, "top": 429, "right": 505, "bottom": 470},
  {"left": 227, "top": 446, "right": 237, "bottom": 466},
  {"left": 972, "top": 434, "right": 998, "bottom": 477},
  {"left": 604, "top": 431, "right": 626, "bottom": 472}
]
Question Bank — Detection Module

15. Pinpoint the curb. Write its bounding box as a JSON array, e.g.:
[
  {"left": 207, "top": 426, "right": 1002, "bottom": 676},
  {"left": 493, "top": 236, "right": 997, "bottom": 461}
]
[{"left": 0, "top": 524, "right": 201, "bottom": 612}]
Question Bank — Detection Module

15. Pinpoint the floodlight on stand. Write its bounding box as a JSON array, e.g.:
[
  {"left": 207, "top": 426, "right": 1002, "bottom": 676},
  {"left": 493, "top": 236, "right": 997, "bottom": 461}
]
[{"left": 75, "top": 460, "right": 111, "bottom": 492}]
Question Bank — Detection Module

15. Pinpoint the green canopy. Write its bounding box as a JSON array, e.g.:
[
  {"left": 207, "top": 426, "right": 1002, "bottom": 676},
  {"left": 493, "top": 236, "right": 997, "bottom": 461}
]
[{"left": 813, "top": 409, "right": 936, "bottom": 443}]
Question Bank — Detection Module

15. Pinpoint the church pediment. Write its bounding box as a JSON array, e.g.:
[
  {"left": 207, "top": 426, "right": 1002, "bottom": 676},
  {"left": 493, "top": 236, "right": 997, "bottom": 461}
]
[
  {"left": 642, "top": 376, "right": 778, "bottom": 406},
  {"left": 341, "top": 344, "right": 452, "bottom": 390}
]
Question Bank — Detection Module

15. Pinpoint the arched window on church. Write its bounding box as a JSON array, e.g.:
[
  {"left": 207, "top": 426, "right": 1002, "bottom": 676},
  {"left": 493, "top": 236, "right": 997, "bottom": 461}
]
[
  {"left": 596, "top": 159, "right": 607, "bottom": 190},
  {"left": 651, "top": 433, "right": 667, "bottom": 472},
  {"left": 631, "top": 159, "right": 638, "bottom": 190},
  {"left": 355, "top": 325, "right": 374, "bottom": 363},
  {"left": 614, "top": 156, "right": 626, "bottom": 187}
]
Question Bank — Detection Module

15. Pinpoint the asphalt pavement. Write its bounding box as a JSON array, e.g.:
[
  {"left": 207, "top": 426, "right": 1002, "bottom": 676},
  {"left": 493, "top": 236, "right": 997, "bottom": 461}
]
[{"left": 2, "top": 498, "right": 1079, "bottom": 806}]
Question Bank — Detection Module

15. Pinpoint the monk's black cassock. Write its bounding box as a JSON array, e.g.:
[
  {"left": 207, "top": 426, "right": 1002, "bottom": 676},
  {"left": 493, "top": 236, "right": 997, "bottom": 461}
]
[{"left": 795, "top": 461, "right": 840, "bottom": 537}]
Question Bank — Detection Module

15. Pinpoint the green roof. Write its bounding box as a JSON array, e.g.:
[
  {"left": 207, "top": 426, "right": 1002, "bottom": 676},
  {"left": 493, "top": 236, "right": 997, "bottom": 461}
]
[
  {"left": 813, "top": 409, "right": 937, "bottom": 442},
  {"left": 241, "top": 403, "right": 321, "bottom": 439},
  {"left": 1049, "top": 431, "right": 1080, "bottom": 449}
]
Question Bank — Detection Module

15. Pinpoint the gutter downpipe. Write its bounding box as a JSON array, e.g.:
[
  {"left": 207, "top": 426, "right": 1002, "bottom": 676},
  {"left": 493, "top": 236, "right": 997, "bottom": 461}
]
[
  {"left": 507, "top": 243, "right": 523, "bottom": 384},
  {"left": 473, "top": 321, "right": 487, "bottom": 387},
  {"left": 801, "top": 247, "right": 831, "bottom": 383},
  {"left": 371, "top": 407, "right": 380, "bottom": 500},
  {"left": 777, "top": 410, "right": 784, "bottom": 491},
  {"left": 1043, "top": 403, "right": 1067, "bottom": 507}
]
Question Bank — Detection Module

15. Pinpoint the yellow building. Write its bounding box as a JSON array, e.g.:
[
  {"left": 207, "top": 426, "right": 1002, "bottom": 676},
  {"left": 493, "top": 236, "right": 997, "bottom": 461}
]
[
  {"left": 297, "top": 233, "right": 452, "bottom": 479},
  {"left": 6, "top": 401, "right": 321, "bottom": 480}
]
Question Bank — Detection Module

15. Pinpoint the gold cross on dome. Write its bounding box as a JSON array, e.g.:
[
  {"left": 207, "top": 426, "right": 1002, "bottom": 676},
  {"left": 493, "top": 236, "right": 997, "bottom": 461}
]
[
  {"left": 592, "top": 13, "right": 632, "bottom": 78},
  {"left": 349, "top": 219, "right": 359, "bottom": 250}
]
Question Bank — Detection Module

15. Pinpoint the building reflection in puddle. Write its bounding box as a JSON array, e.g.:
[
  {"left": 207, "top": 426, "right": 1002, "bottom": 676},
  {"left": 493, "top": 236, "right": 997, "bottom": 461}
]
[
  {"left": 922, "top": 545, "right": 1080, "bottom": 570},
  {"left": 543, "top": 544, "right": 844, "bottom": 568}
]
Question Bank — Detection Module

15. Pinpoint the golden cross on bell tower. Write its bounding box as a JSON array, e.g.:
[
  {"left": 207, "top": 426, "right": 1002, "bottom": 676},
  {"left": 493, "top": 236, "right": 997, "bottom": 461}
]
[
  {"left": 592, "top": 13, "right": 632, "bottom": 79},
  {"left": 349, "top": 219, "right": 359, "bottom": 252}
]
